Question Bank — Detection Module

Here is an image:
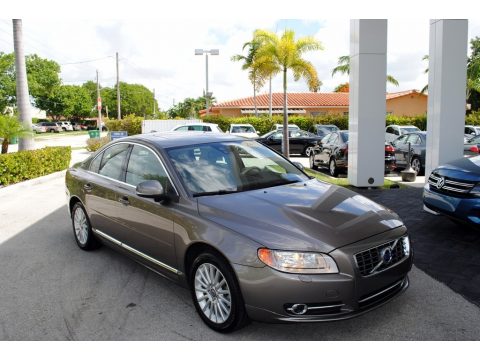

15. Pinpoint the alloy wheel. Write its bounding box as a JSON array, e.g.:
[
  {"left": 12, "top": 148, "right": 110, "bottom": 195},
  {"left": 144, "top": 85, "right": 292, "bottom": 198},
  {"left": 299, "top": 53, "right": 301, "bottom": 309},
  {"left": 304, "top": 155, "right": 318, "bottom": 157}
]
[
  {"left": 411, "top": 158, "right": 421, "bottom": 175},
  {"left": 73, "top": 207, "right": 89, "bottom": 245},
  {"left": 194, "top": 263, "right": 232, "bottom": 324}
]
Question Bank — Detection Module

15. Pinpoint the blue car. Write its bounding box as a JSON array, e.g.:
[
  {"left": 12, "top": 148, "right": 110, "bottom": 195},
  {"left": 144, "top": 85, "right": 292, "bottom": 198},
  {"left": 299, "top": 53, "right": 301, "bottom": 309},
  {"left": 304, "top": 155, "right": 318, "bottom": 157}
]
[{"left": 423, "top": 155, "right": 480, "bottom": 227}]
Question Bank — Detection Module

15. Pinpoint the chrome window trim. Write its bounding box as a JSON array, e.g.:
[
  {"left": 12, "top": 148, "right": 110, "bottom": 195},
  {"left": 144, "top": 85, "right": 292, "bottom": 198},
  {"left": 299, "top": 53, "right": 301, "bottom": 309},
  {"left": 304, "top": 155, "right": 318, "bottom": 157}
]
[
  {"left": 86, "top": 141, "right": 179, "bottom": 196},
  {"left": 93, "top": 228, "right": 182, "bottom": 275}
]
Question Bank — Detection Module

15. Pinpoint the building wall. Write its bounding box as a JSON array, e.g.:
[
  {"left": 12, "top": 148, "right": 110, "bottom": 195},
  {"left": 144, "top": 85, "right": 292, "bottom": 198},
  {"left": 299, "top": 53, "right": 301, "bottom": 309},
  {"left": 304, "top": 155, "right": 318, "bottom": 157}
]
[{"left": 386, "top": 93, "right": 428, "bottom": 116}]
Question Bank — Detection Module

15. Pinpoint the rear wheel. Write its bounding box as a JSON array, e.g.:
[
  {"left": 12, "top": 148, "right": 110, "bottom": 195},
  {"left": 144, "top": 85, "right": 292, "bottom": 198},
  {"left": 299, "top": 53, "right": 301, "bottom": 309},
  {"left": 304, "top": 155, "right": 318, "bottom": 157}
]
[
  {"left": 329, "top": 158, "right": 339, "bottom": 177},
  {"left": 309, "top": 154, "right": 318, "bottom": 170},
  {"left": 189, "top": 252, "right": 248, "bottom": 333},
  {"left": 303, "top": 146, "right": 314, "bottom": 157},
  {"left": 71, "top": 202, "right": 101, "bottom": 251},
  {"left": 411, "top": 157, "right": 423, "bottom": 175}
]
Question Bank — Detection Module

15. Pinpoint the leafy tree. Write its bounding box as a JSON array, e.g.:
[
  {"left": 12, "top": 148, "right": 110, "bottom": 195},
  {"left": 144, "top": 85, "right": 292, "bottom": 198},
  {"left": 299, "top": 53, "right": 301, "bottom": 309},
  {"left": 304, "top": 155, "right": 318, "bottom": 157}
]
[
  {"left": 101, "top": 82, "right": 158, "bottom": 119},
  {"left": 0, "top": 52, "right": 61, "bottom": 112},
  {"left": 254, "top": 29, "right": 323, "bottom": 156},
  {"left": 0, "top": 115, "right": 31, "bottom": 154},
  {"left": 168, "top": 96, "right": 215, "bottom": 119},
  {"left": 420, "top": 55, "right": 429, "bottom": 94},
  {"left": 332, "top": 55, "right": 399, "bottom": 86},
  {"left": 36, "top": 85, "right": 92, "bottom": 120}
]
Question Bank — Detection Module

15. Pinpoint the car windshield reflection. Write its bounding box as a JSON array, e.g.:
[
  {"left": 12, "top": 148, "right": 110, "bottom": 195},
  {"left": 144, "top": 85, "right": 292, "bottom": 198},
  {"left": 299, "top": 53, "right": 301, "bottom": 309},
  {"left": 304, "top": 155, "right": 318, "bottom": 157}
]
[{"left": 167, "top": 140, "right": 308, "bottom": 196}]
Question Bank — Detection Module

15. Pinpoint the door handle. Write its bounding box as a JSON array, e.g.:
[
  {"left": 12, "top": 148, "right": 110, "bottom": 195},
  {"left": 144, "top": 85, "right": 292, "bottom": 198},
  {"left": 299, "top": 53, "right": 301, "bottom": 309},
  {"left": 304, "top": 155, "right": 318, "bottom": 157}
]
[
  {"left": 119, "top": 195, "right": 130, "bottom": 206},
  {"left": 83, "top": 183, "right": 93, "bottom": 192}
]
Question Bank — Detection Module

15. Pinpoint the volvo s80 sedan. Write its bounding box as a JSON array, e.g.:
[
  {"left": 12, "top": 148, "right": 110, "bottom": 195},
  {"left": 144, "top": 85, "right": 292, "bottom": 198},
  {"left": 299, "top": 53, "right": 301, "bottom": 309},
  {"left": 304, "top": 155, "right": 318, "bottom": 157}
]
[{"left": 65, "top": 132, "right": 413, "bottom": 332}]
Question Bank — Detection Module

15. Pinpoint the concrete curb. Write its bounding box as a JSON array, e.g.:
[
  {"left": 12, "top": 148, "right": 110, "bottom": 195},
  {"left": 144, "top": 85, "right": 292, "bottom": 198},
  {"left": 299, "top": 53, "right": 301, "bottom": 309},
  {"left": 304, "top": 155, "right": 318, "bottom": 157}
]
[{"left": 0, "top": 170, "right": 66, "bottom": 195}]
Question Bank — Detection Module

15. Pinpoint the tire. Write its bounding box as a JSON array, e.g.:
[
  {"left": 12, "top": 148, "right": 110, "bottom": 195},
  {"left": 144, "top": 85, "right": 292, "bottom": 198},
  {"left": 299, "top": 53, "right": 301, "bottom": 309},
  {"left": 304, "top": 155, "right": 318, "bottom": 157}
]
[
  {"left": 411, "top": 157, "right": 423, "bottom": 176},
  {"left": 329, "top": 158, "right": 339, "bottom": 177},
  {"left": 189, "top": 252, "right": 248, "bottom": 333},
  {"left": 303, "top": 146, "right": 314, "bottom": 157},
  {"left": 71, "top": 202, "right": 101, "bottom": 251},
  {"left": 309, "top": 154, "right": 318, "bottom": 170}
]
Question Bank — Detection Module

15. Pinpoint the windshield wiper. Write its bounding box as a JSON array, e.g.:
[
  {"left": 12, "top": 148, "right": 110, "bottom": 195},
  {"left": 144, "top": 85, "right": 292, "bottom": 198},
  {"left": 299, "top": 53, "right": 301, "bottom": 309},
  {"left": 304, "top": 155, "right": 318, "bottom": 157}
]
[{"left": 192, "top": 189, "right": 240, "bottom": 197}]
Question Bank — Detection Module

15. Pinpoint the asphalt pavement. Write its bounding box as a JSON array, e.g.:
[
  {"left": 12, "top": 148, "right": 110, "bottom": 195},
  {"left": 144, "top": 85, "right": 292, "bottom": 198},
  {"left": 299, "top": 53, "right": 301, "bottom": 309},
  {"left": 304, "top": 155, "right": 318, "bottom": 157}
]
[{"left": 1, "top": 158, "right": 480, "bottom": 340}]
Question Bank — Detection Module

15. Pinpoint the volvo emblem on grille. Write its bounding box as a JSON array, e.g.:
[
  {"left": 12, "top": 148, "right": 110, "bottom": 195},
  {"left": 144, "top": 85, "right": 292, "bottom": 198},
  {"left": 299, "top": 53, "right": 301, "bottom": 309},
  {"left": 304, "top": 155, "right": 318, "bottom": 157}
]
[
  {"left": 436, "top": 176, "right": 445, "bottom": 189},
  {"left": 380, "top": 247, "right": 393, "bottom": 264}
]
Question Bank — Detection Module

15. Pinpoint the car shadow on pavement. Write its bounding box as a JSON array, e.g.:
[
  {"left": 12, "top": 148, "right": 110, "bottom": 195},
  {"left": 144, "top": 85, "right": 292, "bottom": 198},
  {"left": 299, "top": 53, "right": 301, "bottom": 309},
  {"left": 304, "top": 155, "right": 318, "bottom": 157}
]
[{"left": 1, "top": 205, "right": 480, "bottom": 340}]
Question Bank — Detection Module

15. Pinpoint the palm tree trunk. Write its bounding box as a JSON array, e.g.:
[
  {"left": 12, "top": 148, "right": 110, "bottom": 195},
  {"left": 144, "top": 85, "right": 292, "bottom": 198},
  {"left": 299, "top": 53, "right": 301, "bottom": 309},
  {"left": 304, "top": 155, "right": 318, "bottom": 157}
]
[
  {"left": 282, "top": 67, "right": 289, "bottom": 157},
  {"left": 253, "top": 81, "right": 258, "bottom": 117},
  {"left": 2, "top": 139, "right": 9, "bottom": 154}
]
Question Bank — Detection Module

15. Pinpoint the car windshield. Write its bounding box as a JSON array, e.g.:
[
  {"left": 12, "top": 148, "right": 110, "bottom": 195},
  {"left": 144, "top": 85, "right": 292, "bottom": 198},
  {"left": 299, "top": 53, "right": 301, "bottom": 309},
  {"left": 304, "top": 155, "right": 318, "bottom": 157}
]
[
  {"left": 231, "top": 126, "right": 255, "bottom": 133},
  {"left": 167, "top": 140, "right": 309, "bottom": 196},
  {"left": 400, "top": 127, "right": 420, "bottom": 134}
]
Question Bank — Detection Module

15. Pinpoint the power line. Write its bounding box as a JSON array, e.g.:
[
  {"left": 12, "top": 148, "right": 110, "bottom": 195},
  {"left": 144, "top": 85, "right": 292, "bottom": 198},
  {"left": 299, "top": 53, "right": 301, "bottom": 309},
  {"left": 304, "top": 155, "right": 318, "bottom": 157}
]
[{"left": 60, "top": 56, "right": 114, "bottom": 66}]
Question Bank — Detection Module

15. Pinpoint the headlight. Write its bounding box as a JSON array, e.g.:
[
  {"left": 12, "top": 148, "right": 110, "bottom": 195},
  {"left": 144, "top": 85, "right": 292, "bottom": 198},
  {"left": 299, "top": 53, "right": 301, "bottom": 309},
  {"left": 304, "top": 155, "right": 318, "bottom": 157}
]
[{"left": 257, "top": 248, "right": 339, "bottom": 274}]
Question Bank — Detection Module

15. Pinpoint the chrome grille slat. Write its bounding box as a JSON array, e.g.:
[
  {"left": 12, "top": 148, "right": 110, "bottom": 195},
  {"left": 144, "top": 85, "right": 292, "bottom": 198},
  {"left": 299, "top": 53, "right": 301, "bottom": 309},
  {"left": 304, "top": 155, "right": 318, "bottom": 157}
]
[{"left": 428, "top": 172, "right": 477, "bottom": 197}]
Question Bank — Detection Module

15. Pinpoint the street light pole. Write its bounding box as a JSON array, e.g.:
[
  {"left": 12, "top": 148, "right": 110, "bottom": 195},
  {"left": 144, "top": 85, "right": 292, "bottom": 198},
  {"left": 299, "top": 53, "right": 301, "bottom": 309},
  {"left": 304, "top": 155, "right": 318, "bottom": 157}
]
[{"left": 195, "top": 48, "right": 219, "bottom": 117}]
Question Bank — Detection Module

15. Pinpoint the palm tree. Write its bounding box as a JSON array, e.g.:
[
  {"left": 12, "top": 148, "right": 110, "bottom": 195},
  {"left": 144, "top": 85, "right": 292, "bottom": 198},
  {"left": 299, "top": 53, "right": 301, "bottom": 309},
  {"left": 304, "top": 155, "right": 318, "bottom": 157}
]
[
  {"left": 0, "top": 115, "right": 31, "bottom": 154},
  {"left": 231, "top": 39, "right": 266, "bottom": 117},
  {"left": 332, "top": 55, "right": 400, "bottom": 86},
  {"left": 254, "top": 29, "right": 323, "bottom": 156}
]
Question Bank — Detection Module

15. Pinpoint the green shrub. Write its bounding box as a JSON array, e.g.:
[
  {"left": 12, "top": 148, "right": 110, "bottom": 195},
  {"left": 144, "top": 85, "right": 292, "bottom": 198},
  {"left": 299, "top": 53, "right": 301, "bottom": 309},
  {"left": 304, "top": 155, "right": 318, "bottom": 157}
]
[
  {"left": 105, "top": 114, "right": 143, "bottom": 135},
  {"left": 86, "top": 137, "right": 110, "bottom": 152},
  {"left": 466, "top": 111, "right": 480, "bottom": 126},
  {"left": 0, "top": 146, "right": 71, "bottom": 186}
]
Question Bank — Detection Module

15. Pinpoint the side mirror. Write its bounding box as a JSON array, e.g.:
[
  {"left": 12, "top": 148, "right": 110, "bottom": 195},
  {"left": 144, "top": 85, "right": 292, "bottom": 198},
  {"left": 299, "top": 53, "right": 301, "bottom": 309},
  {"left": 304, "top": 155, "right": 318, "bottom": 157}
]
[
  {"left": 292, "top": 162, "right": 304, "bottom": 171},
  {"left": 136, "top": 180, "right": 166, "bottom": 201}
]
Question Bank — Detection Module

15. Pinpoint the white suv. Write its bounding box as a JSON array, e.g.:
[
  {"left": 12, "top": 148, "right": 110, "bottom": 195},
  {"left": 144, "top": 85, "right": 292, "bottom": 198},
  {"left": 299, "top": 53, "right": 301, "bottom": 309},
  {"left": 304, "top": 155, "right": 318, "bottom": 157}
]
[
  {"left": 171, "top": 123, "right": 223, "bottom": 133},
  {"left": 57, "top": 121, "right": 74, "bottom": 131}
]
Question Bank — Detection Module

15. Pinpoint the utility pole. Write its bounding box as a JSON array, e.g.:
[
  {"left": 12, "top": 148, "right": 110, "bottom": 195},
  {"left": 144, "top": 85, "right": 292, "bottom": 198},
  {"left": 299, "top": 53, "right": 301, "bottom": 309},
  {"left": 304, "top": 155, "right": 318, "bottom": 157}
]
[
  {"left": 105, "top": 105, "right": 109, "bottom": 119},
  {"left": 96, "top": 70, "right": 102, "bottom": 130},
  {"left": 116, "top": 52, "right": 121, "bottom": 120},
  {"left": 153, "top": 88, "right": 156, "bottom": 119},
  {"left": 269, "top": 76, "right": 272, "bottom": 120},
  {"left": 12, "top": 19, "right": 34, "bottom": 151}
]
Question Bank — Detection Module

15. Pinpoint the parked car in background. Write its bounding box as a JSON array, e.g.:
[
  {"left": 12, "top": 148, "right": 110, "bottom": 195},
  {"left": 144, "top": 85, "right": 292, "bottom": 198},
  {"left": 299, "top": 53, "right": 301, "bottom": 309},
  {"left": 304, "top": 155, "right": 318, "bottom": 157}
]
[
  {"left": 171, "top": 123, "right": 223, "bottom": 133},
  {"left": 424, "top": 155, "right": 480, "bottom": 228},
  {"left": 66, "top": 132, "right": 412, "bottom": 332},
  {"left": 31, "top": 123, "right": 47, "bottom": 133},
  {"left": 82, "top": 120, "right": 107, "bottom": 131},
  {"left": 309, "top": 124, "right": 340, "bottom": 138},
  {"left": 385, "top": 125, "right": 421, "bottom": 143},
  {"left": 464, "top": 135, "right": 480, "bottom": 156},
  {"left": 70, "top": 122, "right": 84, "bottom": 131},
  {"left": 465, "top": 125, "right": 480, "bottom": 137},
  {"left": 271, "top": 124, "right": 300, "bottom": 132},
  {"left": 38, "top": 121, "right": 62, "bottom": 133},
  {"left": 393, "top": 132, "right": 476, "bottom": 175},
  {"left": 309, "top": 131, "right": 396, "bottom": 177},
  {"left": 57, "top": 121, "right": 73, "bottom": 131},
  {"left": 257, "top": 129, "right": 321, "bottom": 156},
  {"left": 228, "top": 124, "right": 259, "bottom": 138}
]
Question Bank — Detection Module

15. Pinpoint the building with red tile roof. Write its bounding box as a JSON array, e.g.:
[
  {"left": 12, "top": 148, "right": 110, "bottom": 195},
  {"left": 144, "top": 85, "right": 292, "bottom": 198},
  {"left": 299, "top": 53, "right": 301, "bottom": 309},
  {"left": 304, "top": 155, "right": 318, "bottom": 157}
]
[{"left": 200, "top": 90, "right": 427, "bottom": 118}]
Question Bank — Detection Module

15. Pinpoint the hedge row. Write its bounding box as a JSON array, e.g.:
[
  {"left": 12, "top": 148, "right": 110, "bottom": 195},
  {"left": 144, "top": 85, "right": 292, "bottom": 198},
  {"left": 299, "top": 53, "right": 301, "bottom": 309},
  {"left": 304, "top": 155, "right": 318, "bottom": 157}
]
[
  {"left": 105, "top": 114, "right": 143, "bottom": 135},
  {"left": 0, "top": 146, "right": 71, "bottom": 186}
]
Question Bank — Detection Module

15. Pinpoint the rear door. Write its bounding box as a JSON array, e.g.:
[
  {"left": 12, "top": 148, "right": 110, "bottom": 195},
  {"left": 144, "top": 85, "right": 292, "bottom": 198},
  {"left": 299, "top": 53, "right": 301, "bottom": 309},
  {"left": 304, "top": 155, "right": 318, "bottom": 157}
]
[{"left": 392, "top": 134, "right": 409, "bottom": 166}]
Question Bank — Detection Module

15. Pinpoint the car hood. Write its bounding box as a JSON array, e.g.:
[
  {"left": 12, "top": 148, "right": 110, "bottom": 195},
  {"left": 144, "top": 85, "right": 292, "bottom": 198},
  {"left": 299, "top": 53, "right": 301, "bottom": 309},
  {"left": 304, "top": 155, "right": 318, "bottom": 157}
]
[
  {"left": 435, "top": 155, "right": 480, "bottom": 182},
  {"left": 197, "top": 179, "right": 404, "bottom": 253}
]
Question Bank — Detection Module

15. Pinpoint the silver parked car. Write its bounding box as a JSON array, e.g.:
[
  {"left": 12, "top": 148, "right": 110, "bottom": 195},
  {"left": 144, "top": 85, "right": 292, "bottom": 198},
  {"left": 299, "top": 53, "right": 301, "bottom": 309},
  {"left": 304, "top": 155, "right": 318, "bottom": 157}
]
[{"left": 65, "top": 132, "right": 413, "bottom": 332}]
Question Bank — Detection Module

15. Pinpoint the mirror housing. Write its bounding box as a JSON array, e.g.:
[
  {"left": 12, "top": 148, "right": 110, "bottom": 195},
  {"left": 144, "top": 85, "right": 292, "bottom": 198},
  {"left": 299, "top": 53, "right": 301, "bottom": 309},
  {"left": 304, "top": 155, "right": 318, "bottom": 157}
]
[
  {"left": 136, "top": 180, "right": 166, "bottom": 201},
  {"left": 292, "top": 162, "right": 304, "bottom": 171}
]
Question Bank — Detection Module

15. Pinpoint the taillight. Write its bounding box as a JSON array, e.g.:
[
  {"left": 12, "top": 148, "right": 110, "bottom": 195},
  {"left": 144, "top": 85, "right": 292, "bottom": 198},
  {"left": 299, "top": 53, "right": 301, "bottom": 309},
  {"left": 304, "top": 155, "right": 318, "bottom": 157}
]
[
  {"left": 469, "top": 146, "right": 479, "bottom": 153},
  {"left": 385, "top": 144, "right": 395, "bottom": 153}
]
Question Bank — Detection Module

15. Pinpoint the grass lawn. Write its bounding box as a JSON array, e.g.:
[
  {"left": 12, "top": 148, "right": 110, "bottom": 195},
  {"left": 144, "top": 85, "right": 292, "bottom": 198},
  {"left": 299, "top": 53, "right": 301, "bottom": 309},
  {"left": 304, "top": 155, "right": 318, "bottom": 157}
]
[{"left": 304, "top": 168, "right": 403, "bottom": 189}]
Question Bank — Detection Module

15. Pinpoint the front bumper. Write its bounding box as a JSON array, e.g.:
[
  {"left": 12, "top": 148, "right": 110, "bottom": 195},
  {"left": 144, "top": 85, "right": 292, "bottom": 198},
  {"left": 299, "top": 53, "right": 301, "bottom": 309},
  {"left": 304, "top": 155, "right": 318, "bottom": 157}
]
[
  {"left": 234, "top": 227, "right": 413, "bottom": 323},
  {"left": 423, "top": 184, "right": 480, "bottom": 226}
]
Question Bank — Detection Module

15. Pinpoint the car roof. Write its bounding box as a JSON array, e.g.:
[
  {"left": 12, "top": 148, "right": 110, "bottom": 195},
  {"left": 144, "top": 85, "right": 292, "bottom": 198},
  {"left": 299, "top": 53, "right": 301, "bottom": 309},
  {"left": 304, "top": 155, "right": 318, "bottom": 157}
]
[
  {"left": 126, "top": 132, "right": 243, "bottom": 149},
  {"left": 231, "top": 124, "right": 254, "bottom": 126}
]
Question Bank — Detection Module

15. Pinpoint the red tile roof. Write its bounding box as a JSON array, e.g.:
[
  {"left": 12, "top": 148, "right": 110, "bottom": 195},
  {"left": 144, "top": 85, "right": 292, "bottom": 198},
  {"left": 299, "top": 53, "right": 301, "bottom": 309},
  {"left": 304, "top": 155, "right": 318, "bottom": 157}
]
[{"left": 212, "top": 90, "right": 424, "bottom": 109}]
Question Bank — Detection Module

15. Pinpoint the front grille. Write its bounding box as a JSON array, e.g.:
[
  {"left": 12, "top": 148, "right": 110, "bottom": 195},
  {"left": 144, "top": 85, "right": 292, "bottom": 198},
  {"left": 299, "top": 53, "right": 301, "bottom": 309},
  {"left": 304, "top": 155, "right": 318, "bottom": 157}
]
[
  {"left": 355, "top": 237, "right": 408, "bottom": 276},
  {"left": 428, "top": 172, "right": 476, "bottom": 197}
]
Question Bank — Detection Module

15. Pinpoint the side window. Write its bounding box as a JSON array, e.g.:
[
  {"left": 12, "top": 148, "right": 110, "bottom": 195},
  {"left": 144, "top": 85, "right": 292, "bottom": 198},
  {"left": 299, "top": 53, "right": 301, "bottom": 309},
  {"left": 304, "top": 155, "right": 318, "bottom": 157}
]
[
  {"left": 386, "top": 127, "right": 394, "bottom": 134},
  {"left": 175, "top": 126, "right": 188, "bottom": 132},
  {"left": 321, "top": 133, "right": 331, "bottom": 145},
  {"left": 126, "top": 145, "right": 170, "bottom": 188},
  {"left": 271, "top": 132, "right": 283, "bottom": 140},
  {"left": 392, "top": 135, "right": 408, "bottom": 146},
  {"left": 328, "top": 133, "right": 338, "bottom": 144},
  {"left": 203, "top": 126, "right": 212, "bottom": 132},
  {"left": 89, "top": 153, "right": 103, "bottom": 173},
  {"left": 407, "top": 134, "right": 421, "bottom": 145},
  {"left": 394, "top": 128, "right": 400, "bottom": 135},
  {"left": 98, "top": 143, "right": 130, "bottom": 181}
]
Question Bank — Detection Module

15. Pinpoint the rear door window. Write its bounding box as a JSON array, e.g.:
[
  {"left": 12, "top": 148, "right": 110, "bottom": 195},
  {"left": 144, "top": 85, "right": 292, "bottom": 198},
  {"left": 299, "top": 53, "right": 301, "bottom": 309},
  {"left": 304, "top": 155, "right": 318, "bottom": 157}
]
[{"left": 98, "top": 143, "right": 130, "bottom": 181}]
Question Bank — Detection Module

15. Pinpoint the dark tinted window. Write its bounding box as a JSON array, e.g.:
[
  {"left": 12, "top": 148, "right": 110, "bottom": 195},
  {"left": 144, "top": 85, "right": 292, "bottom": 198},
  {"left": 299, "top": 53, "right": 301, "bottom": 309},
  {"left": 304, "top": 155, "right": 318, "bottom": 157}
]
[
  {"left": 89, "top": 153, "right": 102, "bottom": 173},
  {"left": 126, "top": 145, "right": 169, "bottom": 188},
  {"left": 340, "top": 132, "right": 349, "bottom": 142},
  {"left": 98, "top": 143, "right": 130, "bottom": 181},
  {"left": 386, "top": 127, "right": 395, "bottom": 134}
]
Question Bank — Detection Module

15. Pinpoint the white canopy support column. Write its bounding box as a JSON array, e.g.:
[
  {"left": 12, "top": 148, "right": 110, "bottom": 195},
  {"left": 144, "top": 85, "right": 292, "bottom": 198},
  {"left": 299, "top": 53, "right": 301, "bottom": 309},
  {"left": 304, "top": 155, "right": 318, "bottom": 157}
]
[
  {"left": 425, "top": 20, "right": 468, "bottom": 179},
  {"left": 348, "top": 19, "right": 387, "bottom": 187}
]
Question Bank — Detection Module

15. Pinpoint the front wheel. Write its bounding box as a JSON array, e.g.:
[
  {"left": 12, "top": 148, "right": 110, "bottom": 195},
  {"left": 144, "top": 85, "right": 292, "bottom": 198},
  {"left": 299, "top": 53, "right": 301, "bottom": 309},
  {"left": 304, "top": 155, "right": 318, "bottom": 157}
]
[
  {"left": 190, "top": 252, "right": 248, "bottom": 333},
  {"left": 411, "top": 157, "right": 423, "bottom": 176},
  {"left": 303, "top": 146, "right": 314, "bottom": 157},
  {"left": 309, "top": 154, "right": 318, "bottom": 170},
  {"left": 71, "top": 202, "right": 101, "bottom": 251}
]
